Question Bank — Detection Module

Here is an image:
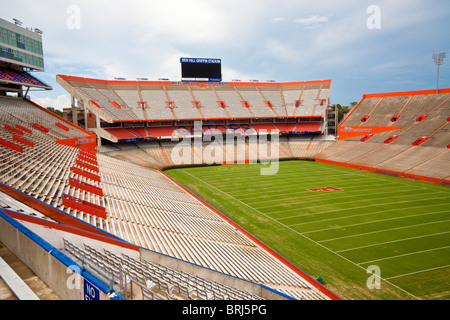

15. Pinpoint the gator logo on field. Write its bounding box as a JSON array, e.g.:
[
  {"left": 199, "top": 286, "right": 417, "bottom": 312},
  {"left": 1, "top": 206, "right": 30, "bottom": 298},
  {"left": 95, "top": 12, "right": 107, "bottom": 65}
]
[{"left": 308, "top": 187, "right": 343, "bottom": 192}]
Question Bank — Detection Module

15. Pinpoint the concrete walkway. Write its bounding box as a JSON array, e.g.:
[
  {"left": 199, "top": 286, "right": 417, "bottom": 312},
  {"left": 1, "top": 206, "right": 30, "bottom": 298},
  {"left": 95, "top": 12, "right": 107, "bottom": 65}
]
[{"left": 0, "top": 241, "right": 60, "bottom": 300}]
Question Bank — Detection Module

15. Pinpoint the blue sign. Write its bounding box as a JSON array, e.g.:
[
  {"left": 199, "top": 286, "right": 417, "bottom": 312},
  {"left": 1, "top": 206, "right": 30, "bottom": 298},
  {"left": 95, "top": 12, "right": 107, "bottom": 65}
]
[
  {"left": 119, "top": 137, "right": 144, "bottom": 143},
  {"left": 84, "top": 280, "right": 100, "bottom": 300}
]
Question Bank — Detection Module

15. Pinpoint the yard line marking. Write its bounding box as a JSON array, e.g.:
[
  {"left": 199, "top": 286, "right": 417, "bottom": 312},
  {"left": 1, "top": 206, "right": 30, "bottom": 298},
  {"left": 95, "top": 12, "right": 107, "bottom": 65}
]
[
  {"left": 317, "top": 219, "right": 450, "bottom": 242},
  {"left": 312, "top": 161, "right": 450, "bottom": 193},
  {"left": 240, "top": 184, "right": 394, "bottom": 202},
  {"left": 246, "top": 186, "right": 415, "bottom": 206},
  {"left": 223, "top": 167, "right": 433, "bottom": 194},
  {"left": 385, "top": 265, "right": 450, "bottom": 280},
  {"left": 208, "top": 169, "right": 358, "bottom": 181},
  {"left": 233, "top": 181, "right": 390, "bottom": 199},
  {"left": 305, "top": 210, "right": 450, "bottom": 235},
  {"left": 269, "top": 194, "right": 449, "bottom": 215},
  {"left": 356, "top": 246, "right": 450, "bottom": 265},
  {"left": 215, "top": 167, "right": 409, "bottom": 187},
  {"left": 256, "top": 189, "right": 439, "bottom": 211},
  {"left": 286, "top": 204, "right": 449, "bottom": 227},
  {"left": 192, "top": 164, "right": 338, "bottom": 177},
  {"left": 197, "top": 170, "right": 356, "bottom": 182},
  {"left": 236, "top": 182, "right": 413, "bottom": 201},
  {"left": 277, "top": 196, "right": 449, "bottom": 220},
  {"left": 335, "top": 231, "right": 450, "bottom": 253},
  {"left": 221, "top": 174, "right": 379, "bottom": 193},
  {"left": 182, "top": 169, "right": 421, "bottom": 300}
]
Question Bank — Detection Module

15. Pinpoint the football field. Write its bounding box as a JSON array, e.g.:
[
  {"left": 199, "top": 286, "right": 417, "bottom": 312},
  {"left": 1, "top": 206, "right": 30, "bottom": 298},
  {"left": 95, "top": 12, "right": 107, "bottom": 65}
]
[{"left": 165, "top": 160, "right": 450, "bottom": 300}]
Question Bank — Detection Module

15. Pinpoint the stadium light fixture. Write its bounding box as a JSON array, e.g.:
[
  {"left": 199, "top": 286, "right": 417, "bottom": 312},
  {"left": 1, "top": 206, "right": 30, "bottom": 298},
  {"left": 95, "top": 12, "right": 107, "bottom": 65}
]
[
  {"left": 433, "top": 52, "right": 446, "bottom": 94},
  {"left": 13, "top": 18, "right": 23, "bottom": 26}
]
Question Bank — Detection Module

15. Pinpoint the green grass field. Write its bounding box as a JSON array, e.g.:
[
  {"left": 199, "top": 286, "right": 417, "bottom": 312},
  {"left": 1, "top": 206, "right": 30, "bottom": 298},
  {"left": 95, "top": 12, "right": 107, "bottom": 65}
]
[{"left": 165, "top": 160, "right": 450, "bottom": 300}]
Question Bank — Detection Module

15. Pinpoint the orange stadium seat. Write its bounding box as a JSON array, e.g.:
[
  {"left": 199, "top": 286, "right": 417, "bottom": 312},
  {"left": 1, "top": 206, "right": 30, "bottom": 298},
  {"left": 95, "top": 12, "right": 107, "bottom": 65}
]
[{"left": 104, "top": 127, "right": 138, "bottom": 140}]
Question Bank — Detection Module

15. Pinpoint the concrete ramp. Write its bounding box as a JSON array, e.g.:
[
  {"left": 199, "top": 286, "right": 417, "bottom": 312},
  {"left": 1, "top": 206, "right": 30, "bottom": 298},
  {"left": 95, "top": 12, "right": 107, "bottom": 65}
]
[{"left": 0, "top": 256, "right": 39, "bottom": 300}]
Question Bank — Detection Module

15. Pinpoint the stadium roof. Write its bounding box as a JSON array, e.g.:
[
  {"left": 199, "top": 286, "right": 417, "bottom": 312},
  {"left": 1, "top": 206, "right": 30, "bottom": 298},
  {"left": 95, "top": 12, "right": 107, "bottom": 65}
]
[{"left": 56, "top": 74, "right": 331, "bottom": 88}]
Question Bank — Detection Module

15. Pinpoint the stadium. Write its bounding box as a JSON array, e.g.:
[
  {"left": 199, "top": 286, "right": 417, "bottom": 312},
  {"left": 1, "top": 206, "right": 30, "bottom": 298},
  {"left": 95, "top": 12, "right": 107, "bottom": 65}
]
[{"left": 0, "top": 7, "right": 449, "bottom": 306}]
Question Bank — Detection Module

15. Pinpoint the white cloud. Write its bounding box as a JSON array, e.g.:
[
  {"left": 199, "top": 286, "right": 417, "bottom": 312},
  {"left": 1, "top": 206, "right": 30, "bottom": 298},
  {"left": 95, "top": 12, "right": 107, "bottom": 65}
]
[
  {"left": 294, "top": 15, "right": 329, "bottom": 25},
  {"left": 2, "top": 0, "right": 448, "bottom": 106},
  {"left": 31, "top": 94, "right": 71, "bottom": 112}
]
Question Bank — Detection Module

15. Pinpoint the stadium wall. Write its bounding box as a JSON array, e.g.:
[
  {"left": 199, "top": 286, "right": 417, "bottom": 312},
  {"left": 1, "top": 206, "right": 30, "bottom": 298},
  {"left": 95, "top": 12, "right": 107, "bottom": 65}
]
[{"left": 0, "top": 209, "right": 125, "bottom": 300}]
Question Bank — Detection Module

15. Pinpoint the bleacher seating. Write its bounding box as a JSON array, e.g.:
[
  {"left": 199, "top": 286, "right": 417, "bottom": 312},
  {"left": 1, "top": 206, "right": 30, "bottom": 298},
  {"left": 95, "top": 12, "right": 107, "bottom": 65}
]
[
  {"left": 0, "top": 67, "right": 51, "bottom": 89},
  {"left": 103, "top": 127, "right": 147, "bottom": 141},
  {"left": 317, "top": 90, "right": 450, "bottom": 181},
  {"left": 190, "top": 86, "right": 229, "bottom": 119},
  {"left": 56, "top": 75, "right": 330, "bottom": 122},
  {"left": 102, "top": 122, "right": 329, "bottom": 163},
  {"left": 106, "top": 123, "right": 321, "bottom": 139},
  {"left": 0, "top": 96, "right": 333, "bottom": 300},
  {"left": 91, "top": 153, "right": 329, "bottom": 299},
  {"left": 57, "top": 75, "right": 333, "bottom": 166},
  {"left": 0, "top": 97, "right": 92, "bottom": 208},
  {"left": 147, "top": 126, "right": 176, "bottom": 139},
  {"left": 12, "top": 76, "right": 448, "bottom": 301},
  {"left": 9, "top": 83, "right": 449, "bottom": 301},
  {"left": 62, "top": 239, "right": 263, "bottom": 300},
  {"left": 0, "top": 97, "right": 88, "bottom": 140},
  {"left": 251, "top": 123, "right": 279, "bottom": 133}
]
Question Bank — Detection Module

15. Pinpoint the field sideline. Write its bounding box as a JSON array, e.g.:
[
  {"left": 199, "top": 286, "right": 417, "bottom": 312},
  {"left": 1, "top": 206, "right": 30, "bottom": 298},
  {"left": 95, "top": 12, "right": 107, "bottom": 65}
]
[{"left": 165, "top": 160, "right": 450, "bottom": 300}]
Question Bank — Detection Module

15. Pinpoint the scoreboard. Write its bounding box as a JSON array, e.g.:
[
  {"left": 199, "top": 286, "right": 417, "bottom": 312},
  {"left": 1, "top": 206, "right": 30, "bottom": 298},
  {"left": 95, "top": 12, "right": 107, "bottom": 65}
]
[{"left": 180, "top": 57, "right": 221, "bottom": 82}]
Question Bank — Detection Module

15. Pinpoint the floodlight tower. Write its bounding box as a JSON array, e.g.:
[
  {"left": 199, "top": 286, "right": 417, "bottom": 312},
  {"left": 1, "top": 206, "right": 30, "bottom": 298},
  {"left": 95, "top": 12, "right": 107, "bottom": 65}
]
[{"left": 433, "top": 52, "right": 446, "bottom": 94}]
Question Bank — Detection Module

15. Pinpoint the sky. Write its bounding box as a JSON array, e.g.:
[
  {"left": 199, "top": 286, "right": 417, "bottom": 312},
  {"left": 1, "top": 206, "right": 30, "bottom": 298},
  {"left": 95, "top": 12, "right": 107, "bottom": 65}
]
[{"left": 2, "top": 0, "right": 449, "bottom": 110}]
